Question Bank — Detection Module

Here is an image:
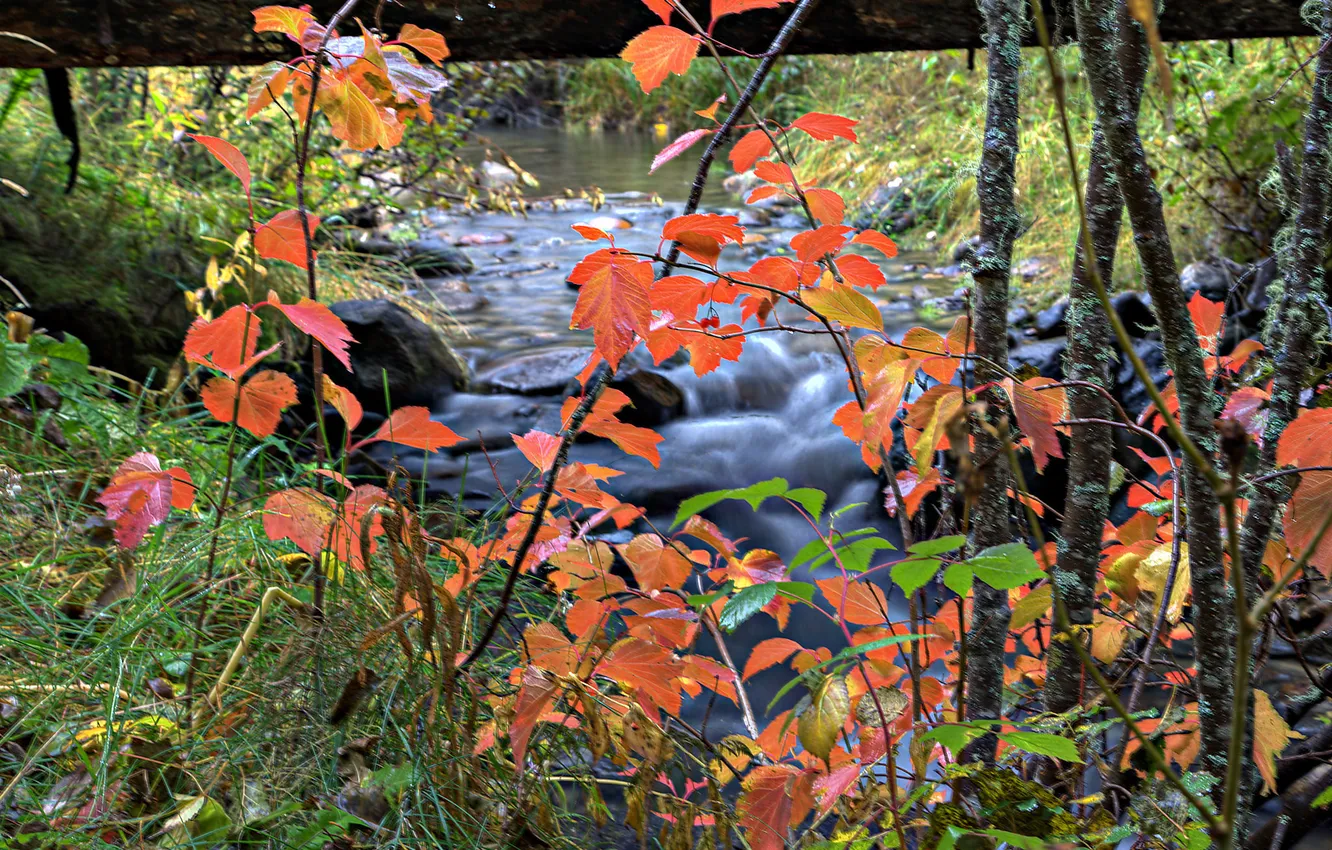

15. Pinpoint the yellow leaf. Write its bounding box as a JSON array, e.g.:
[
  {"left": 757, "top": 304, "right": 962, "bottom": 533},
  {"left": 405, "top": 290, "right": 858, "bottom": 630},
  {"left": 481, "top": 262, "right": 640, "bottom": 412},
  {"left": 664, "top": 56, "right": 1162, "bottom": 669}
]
[
  {"left": 1136, "top": 543, "right": 1190, "bottom": 624},
  {"left": 804, "top": 281, "right": 883, "bottom": 332},
  {"left": 1090, "top": 614, "right": 1128, "bottom": 664},
  {"left": 1010, "top": 585, "right": 1053, "bottom": 630},
  {"left": 1254, "top": 690, "right": 1302, "bottom": 793},
  {"left": 798, "top": 676, "right": 850, "bottom": 762}
]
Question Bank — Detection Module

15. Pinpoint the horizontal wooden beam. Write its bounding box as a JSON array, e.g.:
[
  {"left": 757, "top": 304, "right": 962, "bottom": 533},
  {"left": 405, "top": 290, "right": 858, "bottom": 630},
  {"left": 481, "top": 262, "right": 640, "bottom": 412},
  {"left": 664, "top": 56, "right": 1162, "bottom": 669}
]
[{"left": 0, "top": 0, "right": 1314, "bottom": 69}]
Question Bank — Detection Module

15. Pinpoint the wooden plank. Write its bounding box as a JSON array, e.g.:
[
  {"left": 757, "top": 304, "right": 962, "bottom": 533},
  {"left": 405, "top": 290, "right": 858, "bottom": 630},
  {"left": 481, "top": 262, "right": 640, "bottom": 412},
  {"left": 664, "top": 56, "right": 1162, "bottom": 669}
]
[{"left": 0, "top": 0, "right": 1315, "bottom": 69}]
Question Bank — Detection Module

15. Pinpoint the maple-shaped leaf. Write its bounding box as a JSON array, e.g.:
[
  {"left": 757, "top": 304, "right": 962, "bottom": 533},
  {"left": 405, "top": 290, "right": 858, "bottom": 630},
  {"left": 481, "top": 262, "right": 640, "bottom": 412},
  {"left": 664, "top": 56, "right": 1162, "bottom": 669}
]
[
  {"left": 791, "top": 225, "right": 853, "bottom": 263},
  {"left": 1286, "top": 471, "right": 1332, "bottom": 575},
  {"left": 804, "top": 188, "right": 845, "bottom": 225},
  {"left": 252, "top": 5, "right": 316, "bottom": 42},
  {"left": 617, "top": 534, "right": 693, "bottom": 592},
  {"left": 188, "top": 135, "right": 251, "bottom": 202},
  {"left": 562, "top": 388, "right": 665, "bottom": 467},
  {"left": 263, "top": 487, "right": 337, "bottom": 556},
  {"left": 263, "top": 290, "right": 354, "bottom": 370},
  {"left": 1277, "top": 407, "right": 1332, "bottom": 469},
  {"left": 570, "top": 250, "right": 653, "bottom": 368},
  {"left": 730, "top": 129, "right": 772, "bottom": 172},
  {"left": 651, "top": 128, "right": 710, "bottom": 173},
  {"left": 184, "top": 305, "right": 265, "bottom": 378},
  {"left": 640, "top": 0, "right": 676, "bottom": 24},
  {"left": 712, "top": 0, "right": 791, "bottom": 22},
  {"left": 852, "top": 229, "right": 898, "bottom": 258},
  {"left": 201, "top": 369, "right": 298, "bottom": 438},
  {"left": 396, "top": 23, "right": 449, "bottom": 65},
  {"left": 742, "top": 637, "right": 803, "bottom": 680},
  {"left": 790, "top": 112, "right": 859, "bottom": 142},
  {"left": 1187, "top": 291, "right": 1225, "bottom": 353},
  {"left": 804, "top": 283, "right": 883, "bottom": 332},
  {"left": 246, "top": 62, "right": 295, "bottom": 120},
  {"left": 747, "top": 256, "right": 807, "bottom": 292},
  {"left": 514, "top": 429, "right": 562, "bottom": 472},
  {"left": 662, "top": 214, "right": 745, "bottom": 266},
  {"left": 351, "top": 406, "right": 463, "bottom": 453},
  {"left": 1003, "top": 377, "right": 1067, "bottom": 472},
  {"left": 320, "top": 375, "right": 363, "bottom": 432},
  {"left": 738, "top": 764, "right": 802, "bottom": 850},
  {"left": 97, "top": 452, "right": 195, "bottom": 549},
  {"left": 620, "top": 26, "right": 699, "bottom": 93},
  {"left": 595, "top": 637, "right": 686, "bottom": 714},
  {"left": 256, "top": 209, "right": 320, "bottom": 269},
  {"left": 1254, "top": 690, "right": 1301, "bottom": 793},
  {"left": 684, "top": 324, "right": 744, "bottom": 375}
]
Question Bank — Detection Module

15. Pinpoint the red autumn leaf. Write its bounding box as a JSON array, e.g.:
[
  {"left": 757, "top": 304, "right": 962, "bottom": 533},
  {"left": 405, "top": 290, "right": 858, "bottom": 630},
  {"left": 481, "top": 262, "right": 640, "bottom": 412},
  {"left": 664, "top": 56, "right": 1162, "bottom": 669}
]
[
  {"left": 1286, "top": 472, "right": 1332, "bottom": 575},
  {"left": 791, "top": 225, "right": 853, "bottom": 263},
  {"left": 747, "top": 256, "right": 806, "bottom": 292},
  {"left": 712, "top": 0, "right": 791, "bottom": 22},
  {"left": 619, "top": 26, "right": 699, "bottom": 93},
  {"left": 263, "top": 487, "right": 337, "bottom": 556},
  {"left": 320, "top": 375, "right": 363, "bottom": 432},
  {"left": 640, "top": 0, "right": 676, "bottom": 24},
  {"left": 571, "top": 224, "right": 613, "bottom": 243},
  {"left": 188, "top": 134, "right": 251, "bottom": 201},
  {"left": 805, "top": 188, "right": 846, "bottom": 225},
  {"left": 651, "top": 128, "right": 711, "bottom": 173},
  {"left": 561, "top": 388, "right": 665, "bottom": 467},
  {"left": 789, "top": 112, "right": 859, "bottom": 142},
  {"left": 1222, "top": 386, "right": 1268, "bottom": 438},
  {"left": 252, "top": 5, "right": 316, "bottom": 42},
  {"left": 650, "top": 274, "right": 709, "bottom": 317},
  {"left": 97, "top": 452, "right": 195, "bottom": 550},
  {"left": 396, "top": 23, "right": 449, "bottom": 65},
  {"left": 514, "top": 429, "right": 562, "bottom": 472},
  {"left": 595, "top": 637, "right": 686, "bottom": 714},
  {"left": 511, "top": 666, "right": 561, "bottom": 769},
  {"left": 1188, "top": 291, "right": 1225, "bottom": 353},
  {"left": 730, "top": 129, "right": 773, "bottom": 172},
  {"left": 1277, "top": 408, "right": 1332, "bottom": 469},
  {"left": 246, "top": 62, "right": 295, "bottom": 120},
  {"left": 256, "top": 209, "right": 320, "bottom": 270},
  {"left": 813, "top": 764, "right": 862, "bottom": 815},
  {"left": 738, "top": 764, "right": 801, "bottom": 850},
  {"left": 662, "top": 214, "right": 746, "bottom": 266},
  {"left": 330, "top": 484, "right": 388, "bottom": 570},
  {"left": 684, "top": 323, "right": 744, "bottom": 375},
  {"left": 617, "top": 534, "right": 693, "bottom": 592},
  {"left": 1003, "top": 377, "right": 1067, "bottom": 472},
  {"left": 742, "top": 637, "right": 804, "bottom": 680},
  {"left": 263, "top": 290, "right": 354, "bottom": 370},
  {"left": 754, "top": 159, "right": 798, "bottom": 185},
  {"left": 201, "top": 369, "right": 299, "bottom": 438},
  {"left": 816, "top": 577, "right": 890, "bottom": 625},
  {"left": 852, "top": 229, "right": 898, "bottom": 258},
  {"left": 183, "top": 305, "right": 265, "bottom": 378},
  {"left": 747, "top": 185, "right": 783, "bottom": 205},
  {"left": 351, "top": 406, "right": 463, "bottom": 453},
  {"left": 570, "top": 250, "right": 654, "bottom": 368}
]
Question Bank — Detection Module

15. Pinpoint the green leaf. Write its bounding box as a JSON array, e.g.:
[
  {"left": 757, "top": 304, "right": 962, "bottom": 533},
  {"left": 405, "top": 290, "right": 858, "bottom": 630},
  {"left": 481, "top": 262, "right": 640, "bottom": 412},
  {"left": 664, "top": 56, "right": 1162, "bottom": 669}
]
[
  {"left": 998, "top": 730, "right": 1079, "bottom": 762},
  {"left": 792, "top": 527, "right": 877, "bottom": 570},
  {"left": 686, "top": 581, "right": 733, "bottom": 609},
  {"left": 891, "top": 557, "right": 942, "bottom": 596},
  {"left": 774, "top": 580, "right": 817, "bottom": 604},
  {"left": 1141, "top": 499, "right": 1174, "bottom": 517},
  {"left": 907, "top": 535, "right": 966, "bottom": 556},
  {"left": 672, "top": 487, "right": 734, "bottom": 528},
  {"left": 766, "top": 634, "right": 924, "bottom": 711},
  {"left": 671, "top": 477, "right": 791, "bottom": 527},
  {"left": 942, "top": 562, "right": 973, "bottom": 596},
  {"left": 918, "top": 722, "right": 987, "bottom": 758},
  {"left": 0, "top": 342, "right": 32, "bottom": 398},
  {"left": 1009, "top": 585, "right": 1053, "bottom": 630},
  {"left": 730, "top": 477, "right": 790, "bottom": 510},
  {"left": 718, "top": 582, "right": 778, "bottom": 631},
  {"left": 784, "top": 487, "right": 826, "bottom": 520},
  {"left": 975, "top": 829, "right": 1048, "bottom": 850},
  {"left": 834, "top": 536, "right": 897, "bottom": 572},
  {"left": 968, "top": 543, "right": 1044, "bottom": 590},
  {"left": 28, "top": 333, "right": 89, "bottom": 382},
  {"left": 1313, "top": 785, "right": 1332, "bottom": 809}
]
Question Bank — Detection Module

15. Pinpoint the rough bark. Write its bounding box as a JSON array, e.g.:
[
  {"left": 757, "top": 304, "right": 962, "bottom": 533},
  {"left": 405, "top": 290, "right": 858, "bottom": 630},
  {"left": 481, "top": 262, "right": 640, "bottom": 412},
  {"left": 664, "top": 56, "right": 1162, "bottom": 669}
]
[
  {"left": 1043, "top": 10, "right": 1146, "bottom": 717},
  {"left": 960, "top": 0, "right": 1022, "bottom": 766},
  {"left": 1072, "top": 0, "right": 1230, "bottom": 800},
  {"left": 0, "top": 0, "right": 1318, "bottom": 68}
]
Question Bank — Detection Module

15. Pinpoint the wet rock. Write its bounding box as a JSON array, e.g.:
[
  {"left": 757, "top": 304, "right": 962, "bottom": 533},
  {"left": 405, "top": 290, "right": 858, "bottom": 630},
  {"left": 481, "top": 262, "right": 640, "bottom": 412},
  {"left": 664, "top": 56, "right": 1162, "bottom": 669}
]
[
  {"left": 1015, "top": 255, "right": 1056, "bottom": 281},
  {"left": 429, "top": 289, "right": 489, "bottom": 313},
  {"left": 479, "top": 160, "right": 518, "bottom": 189},
  {"left": 1180, "top": 259, "right": 1231, "bottom": 300},
  {"left": 1115, "top": 338, "right": 1169, "bottom": 418},
  {"left": 952, "top": 235, "right": 981, "bottom": 264},
  {"left": 346, "top": 235, "right": 400, "bottom": 256},
  {"left": 334, "top": 204, "right": 388, "bottom": 229},
  {"left": 1034, "top": 296, "right": 1069, "bottom": 339},
  {"left": 1244, "top": 256, "right": 1279, "bottom": 311},
  {"left": 1009, "top": 338, "right": 1067, "bottom": 380},
  {"left": 402, "top": 238, "right": 475, "bottom": 275},
  {"left": 910, "top": 285, "right": 932, "bottom": 301},
  {"left": 921, "top": 295, "right": 966, "bottom": 313},
  {"left": 774, "top": 211, "right": 807, "bottom": 229},
  {"left": 475, "top": 346, "right": 595, "bottom": 395},
  {"left": 427, "top": 393, "right": 556, "bottom": 454},
  {"left": 470, "top": 260, "right": 556, "bottom": 279},
  {"left": 738, "top": 206, "right": 771, "bottom": 227},
  {"left": 610, "top": 369, "right": 685, "bottom": 427},
  {"left": 455, "top": 231, "right": 512, "bottom": 246},
  {"left": 931, "top": 264, "right": 965, "bottom": 278},
  {"left": 326, "top": 300, "right": 470, "bottom": 412},
  {"left": 1007, "top": 306, "right": 1032, "bottom": 327},
  {"left": 1112, "top": 291, "right": 1156, "bottom": 337}
]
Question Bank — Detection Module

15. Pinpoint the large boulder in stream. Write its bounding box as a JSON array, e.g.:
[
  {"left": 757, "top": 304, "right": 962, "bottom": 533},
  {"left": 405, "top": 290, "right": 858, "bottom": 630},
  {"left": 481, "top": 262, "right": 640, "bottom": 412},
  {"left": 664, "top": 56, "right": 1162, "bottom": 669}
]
[
  {"left": 401, "top": 238, "right": 476, "bottom": 275},
  {"left": 325, "top": 299, "right": 470, "bottom": 412},
  {"left": 476, "top": 347, "right": 595, "bottom": 395}
]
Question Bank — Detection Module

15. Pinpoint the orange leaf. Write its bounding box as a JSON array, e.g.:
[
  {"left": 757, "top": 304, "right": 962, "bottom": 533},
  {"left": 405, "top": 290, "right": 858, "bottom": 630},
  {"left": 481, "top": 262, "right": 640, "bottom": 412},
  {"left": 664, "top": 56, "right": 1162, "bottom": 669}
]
[
  {"left": 201, "top": 369, "right": 298, "bottom": 438},
  {"left": 617, "top": 534, "right": 693, "bottom": 592},
  {"left": 570, "top": 250, "right": 654, "bottom": 368},
  {"left": 595, "top": 638, "right": 686, "bottom": 714},
  {"left": 738, "top": 764, "right": 802, "bottom": 850},
  {"left": 1277, "top": 408, "right": 1332, "bottom": 469},
  {"left": 619, "top": 26, "right": 699, "bottom": 93},
  {"left": 352, "top": 406, "right": 463, "bottom": 453},
  {"left": 791, "top": 225, "right": 853, "bottom": 263},
  {"left": 683, "top": 324, "right": 744, "bottom": 375},
  {"left": 900, "top": 327, "right": 957, "bottom": 383},
  {"left": 804, "top": 188, "right": 845, "bottom": 225},
  {"left": 789, "top": 112, "right": 859, "bottom": 142},
  {"left": 852, "top": 229, "right": 898, "bottom": 258},
  {"left": 1003, "top": 377, "right": 1067, "bottom": 472},
  {"left": 246, "top": 62, "right": 294, "bottom": 120},
  {"left": 571, "top": 224, "right": 612, "bottom": 243},
  {"left": 747, "top": 185, "right": 782, "bottom": 205},
  {"left": 252, "top": 5, "right": 316, "bottom": 41},
  {"left": 712, "top": 0, "right": 791, "bottom": 22},
  {"left": 396, "top": 23, "right": 449, "bottom": 65},
  {"left": 183, "top": 305, "right": 263, "bottom": 378},
  {"left": 511, "top": 666, "right": 561, "bottom": 769},
  {"left": 640, "top": 0, "right": 676, "bottom": 24},
  {"left": 264, "top": 290, "right": 354, "bottom": 370},
  {"left": 754, "top": 159, "right": 798, "bottom": 185},
  {"left": 650, "top": 274, "right": 709, "bottom": 317},
  {"left": 804, "top": 282, "right": 883, "bottom": 332},
  {"left": 263, "top": 487, "right": 337, "bottom": 556},
  {"left": 561, "top": 388, "right": 665, "bottom": 467},
  {"left": 1286, "top": 471, "right": 1332, "bottom": 575},
  {"left": 96, "top": 452, "right": 195, "bottom": 550},
  {"left": 188, "top": 134, "right": 251, "bottom": 199},
  {"left": 816, "top": 577, "right": 890, "bottom": 625},
  {"left": 318, "top": 76, "right": 385, "bottom": 150},
  {"left": 730, "top": 129, "right": 773, "bottom": 172},
  {"left": 513, "top": 429, "right": 562, "bottom": 472},
  {"left": 320, "top": 376, "right": 363, "bottom": 432},
  {"left": 662, "top": 213, "right": 746, "bottom": 266},
  {"left": 1187, "top": 291, "right": 1225, "bottom": 353},
  {"left": 742, "top": 637, "right": 804, "bottom": 680},
  {"left": 256, "top": 209, "right": 319, "bottom": 270},
  {"left": 651, "top": 128, "right": 710, "bottom": 173}
]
